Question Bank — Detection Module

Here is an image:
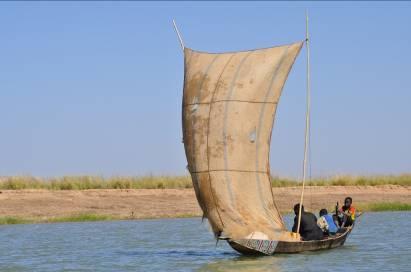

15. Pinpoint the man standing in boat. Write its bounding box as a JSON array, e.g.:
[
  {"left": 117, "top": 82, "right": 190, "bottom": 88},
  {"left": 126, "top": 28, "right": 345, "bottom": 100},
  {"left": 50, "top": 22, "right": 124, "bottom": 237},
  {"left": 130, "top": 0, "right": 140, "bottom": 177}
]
[{"left": 292, "top": 204, "right": 324, "bottom": 241}]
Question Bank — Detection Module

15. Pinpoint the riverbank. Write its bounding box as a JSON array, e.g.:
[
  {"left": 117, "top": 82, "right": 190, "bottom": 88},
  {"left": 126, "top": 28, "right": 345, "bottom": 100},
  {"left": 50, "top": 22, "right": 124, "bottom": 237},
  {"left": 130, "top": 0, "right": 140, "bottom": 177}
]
[{"left": 0, "top": 185, "right": 409, "bottom": 224}]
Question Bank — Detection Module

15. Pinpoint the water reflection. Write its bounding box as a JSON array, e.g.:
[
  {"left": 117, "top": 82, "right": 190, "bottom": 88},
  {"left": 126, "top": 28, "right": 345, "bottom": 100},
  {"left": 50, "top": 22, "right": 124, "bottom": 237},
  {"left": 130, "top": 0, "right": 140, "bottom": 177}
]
[{"left": 198, "top": 255, "right": 284, "bottom": 272}]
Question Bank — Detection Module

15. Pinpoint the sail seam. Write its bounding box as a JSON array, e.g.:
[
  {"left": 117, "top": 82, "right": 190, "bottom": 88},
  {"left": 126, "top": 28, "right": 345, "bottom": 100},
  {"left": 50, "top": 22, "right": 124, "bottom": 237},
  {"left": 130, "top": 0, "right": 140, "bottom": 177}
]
[
  {"left": 268, "top": 42, "right": 305, "bottom": 230},
  {"left": 205, "top": 54, "right": 235, "bottom": 230},
  {"left": 184, "top": 100, "right": 278, "bottom": 106},
  {"left": 185, "top": 49, "right": 194, "bottom": 72},
  {"left": 255, "top": 46, "right": 290, "bottom": 228},
  {"left": 190, "top": 56, "right": 220, "bottom": 173},
  {"left": 223, "top": 51, "right": 253, "bottom": 209},
  {"left": 190, "top": 55, "right": 220, "bottom": 217}
]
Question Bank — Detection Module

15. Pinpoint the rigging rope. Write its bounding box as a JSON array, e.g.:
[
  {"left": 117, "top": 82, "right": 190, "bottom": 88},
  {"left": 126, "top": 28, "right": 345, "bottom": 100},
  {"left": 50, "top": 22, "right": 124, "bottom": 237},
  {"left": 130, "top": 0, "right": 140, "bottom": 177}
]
[{"left": 309, "top": 117, "right": 313, "bottom": 211}]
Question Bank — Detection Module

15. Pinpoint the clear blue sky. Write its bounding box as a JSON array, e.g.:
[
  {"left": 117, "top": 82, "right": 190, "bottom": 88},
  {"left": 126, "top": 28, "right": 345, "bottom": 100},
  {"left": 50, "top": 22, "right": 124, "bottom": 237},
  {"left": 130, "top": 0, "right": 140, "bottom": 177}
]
[{"left": 0, "top": 2, "right": 410, "bottom": 178}]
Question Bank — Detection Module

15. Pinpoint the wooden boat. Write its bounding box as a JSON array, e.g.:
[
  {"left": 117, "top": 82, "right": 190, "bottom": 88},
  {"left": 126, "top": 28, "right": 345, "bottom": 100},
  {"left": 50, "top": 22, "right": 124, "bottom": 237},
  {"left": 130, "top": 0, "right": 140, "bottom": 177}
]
[
  {"left": 228, "top": 213, "right": 361, "bottom": 255},
  {"left": 228, "top": 227, "right": 353, "bottom": 255},
  {"left": 175, "top": 13, "right": 358, "bottom": 255}
]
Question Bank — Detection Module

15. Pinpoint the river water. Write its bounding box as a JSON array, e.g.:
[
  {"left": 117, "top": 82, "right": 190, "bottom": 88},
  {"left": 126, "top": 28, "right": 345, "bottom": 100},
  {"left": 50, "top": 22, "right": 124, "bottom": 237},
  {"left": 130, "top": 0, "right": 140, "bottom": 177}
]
[{"left": 0, "top": 212, "right": 409, "bottom": 271}]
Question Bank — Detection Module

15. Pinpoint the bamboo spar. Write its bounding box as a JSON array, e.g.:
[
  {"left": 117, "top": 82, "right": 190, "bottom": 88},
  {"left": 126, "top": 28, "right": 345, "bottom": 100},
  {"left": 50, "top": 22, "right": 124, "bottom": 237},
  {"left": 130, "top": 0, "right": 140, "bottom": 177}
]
[
  {"left": 172, "top": 19, "right": 185, "bottom": 51},
  {"left": 296, "top": 10, "right": 311, "bottom": 235}
]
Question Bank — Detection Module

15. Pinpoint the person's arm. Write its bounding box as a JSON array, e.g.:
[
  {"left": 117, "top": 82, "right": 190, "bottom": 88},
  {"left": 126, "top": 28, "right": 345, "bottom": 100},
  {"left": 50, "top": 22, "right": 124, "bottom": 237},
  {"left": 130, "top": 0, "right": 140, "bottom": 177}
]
[
  {"left": 332, "top": 215, "right": 340, "bottom": 228},
  {"left": 317, "top": 217, "right": 325, "bottom": 230},
  {"left": 292, "top": 217, "right": 298, "bottom": 233},
  {"left": 341, "top": 214, "right": 347, "bottom": 228}
]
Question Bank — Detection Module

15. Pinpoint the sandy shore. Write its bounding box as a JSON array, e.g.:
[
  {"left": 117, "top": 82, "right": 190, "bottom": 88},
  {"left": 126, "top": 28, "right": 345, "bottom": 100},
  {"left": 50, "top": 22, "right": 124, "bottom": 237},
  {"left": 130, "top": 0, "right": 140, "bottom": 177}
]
[{"left": 0, "top": 186, "right": 409, "bottom": 220}]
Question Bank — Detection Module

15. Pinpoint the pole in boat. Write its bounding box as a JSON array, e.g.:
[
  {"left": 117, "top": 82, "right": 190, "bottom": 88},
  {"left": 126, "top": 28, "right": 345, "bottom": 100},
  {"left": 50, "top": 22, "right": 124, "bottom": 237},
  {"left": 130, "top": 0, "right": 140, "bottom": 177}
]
[
  {"left": 296, "top": 9, "right": 311, "bottom": 235},
  {"left": 172, "top": 19, "right": 185, "bottom": 51}
]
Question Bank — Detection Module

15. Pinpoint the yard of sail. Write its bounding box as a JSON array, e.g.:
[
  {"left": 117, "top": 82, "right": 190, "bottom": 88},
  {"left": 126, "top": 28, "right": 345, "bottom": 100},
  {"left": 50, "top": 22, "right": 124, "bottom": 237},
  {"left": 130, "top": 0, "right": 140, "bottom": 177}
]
[{"left": 182, "top": 41, "right": 303, "bottom": 241}]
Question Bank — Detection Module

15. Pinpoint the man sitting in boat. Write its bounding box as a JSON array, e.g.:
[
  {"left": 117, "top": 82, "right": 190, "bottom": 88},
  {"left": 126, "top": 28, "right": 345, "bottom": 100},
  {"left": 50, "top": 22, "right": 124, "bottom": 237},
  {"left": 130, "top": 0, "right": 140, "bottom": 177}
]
[
  {"left": 340, "top": 197, "right": 356, "bottom": 227},
  {"left": 292, "top": 204, "right": 324, "bottom": 241},
  {"left": 317, "top": 208, "right": 339, "bottom": 235}
]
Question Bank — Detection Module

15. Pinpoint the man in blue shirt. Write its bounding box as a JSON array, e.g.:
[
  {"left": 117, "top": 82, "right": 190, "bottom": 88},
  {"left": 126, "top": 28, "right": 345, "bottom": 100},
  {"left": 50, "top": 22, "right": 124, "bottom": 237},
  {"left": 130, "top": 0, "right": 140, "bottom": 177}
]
[{"left": 317, "top": 208, "right": 339, "bottom": 235}]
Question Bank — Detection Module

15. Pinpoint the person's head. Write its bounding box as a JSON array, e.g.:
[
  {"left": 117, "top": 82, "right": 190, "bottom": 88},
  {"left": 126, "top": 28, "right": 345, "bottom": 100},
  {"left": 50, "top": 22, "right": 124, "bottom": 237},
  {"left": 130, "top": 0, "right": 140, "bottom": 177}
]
[
  {"left": 319, "top": 209, "right": 328, "bottom": 217},
  {"left": 344, "top": 197, "right": 353, "bottom": 208},
  {"left": 293, "top": 203, "right": 304, "bottom": 215}
]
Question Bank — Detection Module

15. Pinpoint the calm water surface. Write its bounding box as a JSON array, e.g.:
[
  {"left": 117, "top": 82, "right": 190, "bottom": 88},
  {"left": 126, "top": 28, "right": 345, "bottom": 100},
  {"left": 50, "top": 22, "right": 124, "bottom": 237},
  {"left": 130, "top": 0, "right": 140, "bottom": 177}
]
[{"left": 0, "top": 212, "right": 410, "bottom": 271}]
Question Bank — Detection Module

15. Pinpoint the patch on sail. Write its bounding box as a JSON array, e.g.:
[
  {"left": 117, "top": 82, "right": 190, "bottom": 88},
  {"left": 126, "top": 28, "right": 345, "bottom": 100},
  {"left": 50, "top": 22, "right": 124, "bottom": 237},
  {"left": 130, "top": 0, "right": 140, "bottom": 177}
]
[
  {"left": 248, "top": 128, "right": 256, "bottom": 143},
  {"left": 190, "top": 97, "right": 199, "bottom": 113}
]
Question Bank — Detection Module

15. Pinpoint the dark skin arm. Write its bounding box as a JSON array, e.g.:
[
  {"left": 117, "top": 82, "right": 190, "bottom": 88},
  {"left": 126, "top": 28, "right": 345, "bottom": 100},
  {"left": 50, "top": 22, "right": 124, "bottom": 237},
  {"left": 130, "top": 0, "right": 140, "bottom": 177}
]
[{"left": 292, "top": 216, "right": 298, "bottom": 233}]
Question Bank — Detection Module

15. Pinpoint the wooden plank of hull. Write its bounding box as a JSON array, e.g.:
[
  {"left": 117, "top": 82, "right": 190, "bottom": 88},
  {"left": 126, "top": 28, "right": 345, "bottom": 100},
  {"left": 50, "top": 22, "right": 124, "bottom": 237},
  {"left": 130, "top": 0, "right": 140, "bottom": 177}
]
[{"left": 228, "top": 227, "right": 353, "bottom": 255}]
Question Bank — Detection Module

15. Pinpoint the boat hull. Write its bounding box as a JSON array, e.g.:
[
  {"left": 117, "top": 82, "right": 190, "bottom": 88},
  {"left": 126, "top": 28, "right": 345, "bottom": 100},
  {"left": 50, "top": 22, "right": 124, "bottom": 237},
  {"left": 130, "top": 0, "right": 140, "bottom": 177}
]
[{"left": 228, "top": 227, "right": 352, "bottom": 255}]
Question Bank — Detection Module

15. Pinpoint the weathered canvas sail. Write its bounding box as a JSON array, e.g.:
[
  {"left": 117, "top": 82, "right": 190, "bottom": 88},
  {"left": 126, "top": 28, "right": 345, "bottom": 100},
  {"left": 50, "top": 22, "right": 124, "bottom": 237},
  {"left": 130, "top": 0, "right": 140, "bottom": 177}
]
[{"left": 182, "top": 41, "right": 304, "bottom": 241}]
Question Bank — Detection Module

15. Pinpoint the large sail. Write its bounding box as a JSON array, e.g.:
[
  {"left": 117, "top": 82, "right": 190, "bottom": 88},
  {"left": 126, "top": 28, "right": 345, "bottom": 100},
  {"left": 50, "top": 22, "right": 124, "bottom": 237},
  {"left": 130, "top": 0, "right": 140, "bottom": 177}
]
[{"left": 182, "top": 41, "right": 304, "bottom": 241}]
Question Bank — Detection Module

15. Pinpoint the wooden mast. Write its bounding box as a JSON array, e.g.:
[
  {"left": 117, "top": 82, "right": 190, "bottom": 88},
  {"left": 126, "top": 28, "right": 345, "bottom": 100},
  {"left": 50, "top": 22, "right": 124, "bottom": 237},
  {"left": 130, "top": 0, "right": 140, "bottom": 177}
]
[{"left": 296, "top": 10, "right": 311, "bottom": 235}]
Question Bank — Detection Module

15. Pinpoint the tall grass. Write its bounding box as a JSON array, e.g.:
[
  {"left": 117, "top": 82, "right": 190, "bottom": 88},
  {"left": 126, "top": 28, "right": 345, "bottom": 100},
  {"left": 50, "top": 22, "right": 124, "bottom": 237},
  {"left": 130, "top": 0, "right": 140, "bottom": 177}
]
[
  {"left": 0, "top": 176, "right": 192, "bottom": 190},
  {"left": 357, "top": 202, "right": 411, "bottom": 212},
  {"left": 271, "top": 174, "right": 411, "bottom": 187},
  {"left": 47, "top": 213, "right": 114, "bottom": 223},
  {"left": 0, "top": 174, "right": 409, "bottom": 190},
  {"left": 0, "top": 216, "right": 28, "bottom": 225},
  {"left": 0, "top": 213, "right": 203, "bottom": 225},
  {"left": 0, "top": 213, "right": 115, "bottom": 225}
]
